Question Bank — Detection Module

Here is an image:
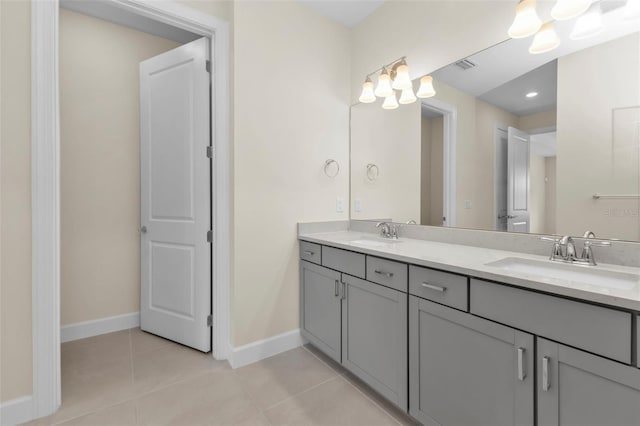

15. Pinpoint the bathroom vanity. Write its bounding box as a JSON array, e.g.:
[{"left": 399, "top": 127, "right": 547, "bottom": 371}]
[{"left": 298, "top": 225, "right": 640, "bottom": 426}]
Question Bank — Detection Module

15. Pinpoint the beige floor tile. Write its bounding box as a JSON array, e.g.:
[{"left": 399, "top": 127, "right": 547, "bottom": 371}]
[
  {"left": 61, "top": 330, "right": 131, "bottom": 371},
  {"left": 136, "top": 371, "right": 268, "bottom": 426},
  {"left": 302, "top": 345, "right": 346, "bottom": 375},
  {"left": 36, "top": 357, "right": 136, "bottom": 425},
  {"left": 130, "top": 328, "right": 180, "bottom": 356},
  {"left": 56, "top": 401, "right": 137, "bottom": 426},
  {"left": 235, "top": 347, "right": 337, "bottom": 410},
  {"left": 133, "top": 342, "right": 228, "bottom": 395},
  {"left": 343, "top": 372, "right": 419, "bottom": 426},
  {"left": 264, "top": 376, "right": 399, "bottom": 426}
]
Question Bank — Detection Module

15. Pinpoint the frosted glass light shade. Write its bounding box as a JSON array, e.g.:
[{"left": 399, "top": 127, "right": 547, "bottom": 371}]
[
  {"left": 551, "top": 0, "right": 591, "bottom": 20},
  {"left": 416, "top": 75, "right": 436, "bottom": 98},
  {"left": 624, "top": 0, "right": 640, "bottom": 20},
  {"left": 570, "top": 2, "right": 604, "bottom": 40},
  {"left": 392, "top": 64, "right": 413, "bottom": 90},
  {"left": 382, "top": 93, "right": 399, "bottom": 110},
  {"left": 399, "top": 88, "right": 417, "bottom": 104},
  {"left": 508, "top": 0, "right": 542, "bottom": 38},
  {"left": 375, "top": 70, "right": 394, "bottom": 98},
  {"left": 529, "top": 22, "right": 561, "bottom": 54},
  {"left": 359, "top": 78, "right": 376, "bottom": 103}
]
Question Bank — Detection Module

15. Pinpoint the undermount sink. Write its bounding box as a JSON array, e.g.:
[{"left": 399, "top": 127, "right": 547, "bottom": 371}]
[
  {"left": 486, "top": 257, "right": 639, "bottom": 290},
  {"left": 349, "top": 236, "right": 403, "bottom": 248}
]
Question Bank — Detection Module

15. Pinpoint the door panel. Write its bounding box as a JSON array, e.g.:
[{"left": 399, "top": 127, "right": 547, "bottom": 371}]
[
  {"left": 140, "top": 37, "right": 211, "bottom": 352},
  {"left": 341, "top": 275, "right": 408, "bottom": 410},
  {"left": 409, "top": 296, "right": 534, "bottom": 426},
  {"left": 300, "top": 261, "right": 342, "bottom": 363},
  {"left": 537, "top": 338, "right": 640, "bottom": 426},
  {"left": 507, "top": 126, "right": 530, "bottom": 233}
]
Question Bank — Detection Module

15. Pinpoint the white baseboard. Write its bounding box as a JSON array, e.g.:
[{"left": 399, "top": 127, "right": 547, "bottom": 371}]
[
  {"left": 0, "top": 395, "right": 33, "bottom": 426},
  {"left": 228, "top": 329, "right": 306, "bottom": 369},
  {"left": 61, "top": 312, "right": 140, "bottom": 343}
]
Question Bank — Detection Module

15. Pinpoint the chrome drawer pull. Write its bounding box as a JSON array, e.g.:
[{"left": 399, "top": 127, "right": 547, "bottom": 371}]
[
  {"left": 517, "top": 348, "right": 526, "bottom": 381},
  {"left": 422, "top": 282, "right": 447, "bottom": 292},
  {"left": 374, "top": 270, "right": 394, "bottom": 278},
  {"left": 334, "top": 280, "right": 339, "bottom": 297},
  {"left": 542, "top": 356, "right": 550, "bottom": 391},
  {"left": 303, "top": 250, "right": 315, "bottom": 256}
]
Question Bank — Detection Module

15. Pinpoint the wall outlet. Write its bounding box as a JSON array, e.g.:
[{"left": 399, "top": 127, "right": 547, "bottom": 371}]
[
  {"left": 464, "top": 200, "right": 472, "bottom": 209},
  {"left": 354, "top": 198, "right": 362, "bottom": 212},
  {"left": 336, "top": 197, "right": 344, "bottom": 213}
]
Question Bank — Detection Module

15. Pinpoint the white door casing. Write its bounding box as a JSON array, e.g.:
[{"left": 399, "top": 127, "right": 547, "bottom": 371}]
[
  {"left": 507, "top": 126, "right": 531, "bottom": 233},
  {"left": 140, "top": 37, "right": 211, "bottom": 352}
]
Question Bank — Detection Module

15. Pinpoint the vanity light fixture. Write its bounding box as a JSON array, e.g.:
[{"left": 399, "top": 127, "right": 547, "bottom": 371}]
[
  {"left": 416, "top": 75, "right": 436, "bottom": 98},
  {"left": 382, "top": 93, "right": 399, "bottom": 110},
  {"left": 358, "top": 77, "right": 376, "bottom": 103},
  {"left": 529, "top": 22, "right": 561, "bottom": 54},
  {"left": 526, "top": 91, "right": 539, "bottom": 98},
  {"left": 374, "top": 68, "right": 394, "bottom": 98},
  {"left": 570, "top": 1, "right": 604, "bottom": 40},
  {"left": 624, "top": 0, "right": 640, "bottom": 20},
  {"left": 360, "top": 56, "right": 421, "bottom": 109},
  {"left": 508, "top": 0, "right": 542, "bottom": 38},
  {"left": 551, "top": 0, "right": 592, "bottom": 20}
]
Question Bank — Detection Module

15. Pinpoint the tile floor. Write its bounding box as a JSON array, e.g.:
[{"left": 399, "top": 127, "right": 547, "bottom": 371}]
[{"left": 25, "top": 328, "right": 418, "bottom": 426}]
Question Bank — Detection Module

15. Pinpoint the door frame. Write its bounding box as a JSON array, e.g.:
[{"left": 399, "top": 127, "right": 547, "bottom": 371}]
[
  {"left": 494, "top": 125, "right": 508, "bottom": 231},
  {"left": 31, "top": 0, "right": 230, "bottom": 419},
  {"left": 420, "top": 99, "right": 457, "bottom": 227}
]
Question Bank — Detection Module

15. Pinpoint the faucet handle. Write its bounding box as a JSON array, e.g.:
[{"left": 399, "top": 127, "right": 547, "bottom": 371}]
[
  {"left": 583, "top": 239, "right": 611, "bottom": 248},
  {"left": 539, "top": 236, "right": 561, "bottom": 242},
  {"left": 540, "top": 236, "right": 562, "bottom": 261},
  {"left": 581, "top": 240, "right": 610, "bottom": 266}
]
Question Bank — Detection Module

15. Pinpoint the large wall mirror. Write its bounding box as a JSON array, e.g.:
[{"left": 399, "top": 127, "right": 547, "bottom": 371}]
[{"left": 350, "top": 4, "right": 640, "bottom": 241}]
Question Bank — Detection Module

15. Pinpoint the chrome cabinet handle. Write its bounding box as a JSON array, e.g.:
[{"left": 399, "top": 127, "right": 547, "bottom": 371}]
[
  {"left": 334, "top": 280, "right": 339, "bottom": 297},
  {"left": 421, "top": 282, "right": 446, "bottom": 292},
  {"left": 542, "top": 356, "right": 550, "bottom": 391},
  {"left": 341, "top": 282, "right": 346, "bottom": 300},
  {"left": 517, "top": 348, "right": 526, "bottom": 381},
  {"left": 303, "top": 250, "right": 315, "bottom": 256},
  {"left": 374, "top": 270, "right": 394, "bottom": 278}
]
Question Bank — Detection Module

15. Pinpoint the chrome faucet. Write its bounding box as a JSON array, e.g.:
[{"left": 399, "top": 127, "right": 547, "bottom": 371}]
[
  {"left": 540, "top": 233, "right": 610, "bottom": 266},
  {"left": 376, "top": 222, "right": 399, "bottom": 239},
  {"left": 559, "top": 235, "right": 578, "bottom": 261}
]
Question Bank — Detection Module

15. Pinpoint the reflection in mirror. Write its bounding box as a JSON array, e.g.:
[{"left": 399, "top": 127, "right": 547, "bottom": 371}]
[{"left": 350, "top": 5, "right": 640, "bottom": 241}]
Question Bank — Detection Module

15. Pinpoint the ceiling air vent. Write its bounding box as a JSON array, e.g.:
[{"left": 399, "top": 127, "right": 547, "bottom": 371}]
[{"left": 455, "top": 59, "right": 476, "bottom": 70}]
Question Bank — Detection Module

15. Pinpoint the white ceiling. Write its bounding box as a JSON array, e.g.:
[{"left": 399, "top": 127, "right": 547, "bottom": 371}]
[
  {"left": 431, "top": 3, "right": 639, "bottom": 116},
  {"left": 297, "top": 0, "right": 385, "bottom": 28}
]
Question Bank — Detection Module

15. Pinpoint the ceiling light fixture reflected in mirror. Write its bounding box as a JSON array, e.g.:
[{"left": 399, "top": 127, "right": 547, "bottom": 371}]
[
  {"left": 399, "top": 88, "right": 417, "bottom": 104},
  {"left": 417, "top": 75, "right": 436, "bottom": 98},
  {"left": 382, "top": 93, "right": 399, "bottom": 110},
  {"left": 551, "top": 0, "right": 592, "bottom": 20},
  {"left": 508, "top": 0, "right": 542, "bottom": 38},
  {"left": 391, "top": 60, "right": 413, "bottom": 90},
  {"left": 571, "top": 1, "right": 604, "bottom": 40},
  {"left": 529, "top": 22, "right": 561, "bottom": 54},
  {"left": 374, "top": 68, "right": 394, "bottom": 98},
  {"left": 359, "top": 56, "right": 422, "bottom": 109}
]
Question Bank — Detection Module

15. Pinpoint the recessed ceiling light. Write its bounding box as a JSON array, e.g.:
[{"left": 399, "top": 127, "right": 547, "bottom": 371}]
[{"left": 526, "top": 91, "right": 539, "bottom": 98}]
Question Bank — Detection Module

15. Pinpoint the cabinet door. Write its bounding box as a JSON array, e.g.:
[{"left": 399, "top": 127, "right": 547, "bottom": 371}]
[
  {"left": 537, "top": 338, "right": 640, "bottom": 426},
  {"left": 409, "top": 296, "right": 534, "bottom": 426},
  {"left": 341, "top": 275, "right": 408, "bottom": 411},
  {"left": 300, "top": 261, "right": 342, "bottom": 362}
]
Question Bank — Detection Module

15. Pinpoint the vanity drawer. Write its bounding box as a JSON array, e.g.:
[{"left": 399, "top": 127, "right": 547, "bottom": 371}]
[
  {"left": 366, "top": 256, "right": 408, "bottom": 292},
  {"left": 409, "top": 265, "right": 468, "bottom": 311},
  {"left": 299, "top": 241, "right": 321, "bottom": 264},
  {"left": 470, "top": 279, "right": 632, "bottom": 364},
  {"left": 322, "top": 246, "right": 366, "bottom": 279}
]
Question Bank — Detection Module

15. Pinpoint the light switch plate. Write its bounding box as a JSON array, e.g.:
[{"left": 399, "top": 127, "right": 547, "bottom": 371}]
[
  {"left": 336, "top": 197, "right": 344, "bottom": 213},
  {"left": 354, "top": 198, "right": 362, "bottom": 212},
  {"left": 464, "top": 200, "right": 472, "bottom": 209}
]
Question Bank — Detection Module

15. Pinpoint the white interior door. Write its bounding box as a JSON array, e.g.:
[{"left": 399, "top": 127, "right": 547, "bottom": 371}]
[
  {"left": 140, "top": 37, "right": 211, "bottom": 352},
  {"left": 495, "top": 128, "right": 508, "bottom": 231},
  {"left": 507, "top": 127, "right": 531, "bottom": 233}
]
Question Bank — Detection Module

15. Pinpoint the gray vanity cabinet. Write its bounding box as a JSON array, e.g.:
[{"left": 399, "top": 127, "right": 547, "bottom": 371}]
[
  {"left": 409, "top": 296, "right": 534, "bottom": 426},
  {"left": 341, "top": 274, "right": 408, "bottom": 410},
  {"left": 299, "top": 261, "right": 342, "bottom": 363},
  {"left": 537, "top": 338, "right": 640, "bottom": 426}
]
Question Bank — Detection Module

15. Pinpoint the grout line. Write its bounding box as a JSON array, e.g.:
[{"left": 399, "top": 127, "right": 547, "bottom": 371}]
[
  {"left": 261, "top": 375, "right": 339, "bottom": 412},
  {"left": 342, "top": 376, "right": 403, "bottom": 426},
  {"left": 301, "top": 345, "right": 346, "bottom": 376}
]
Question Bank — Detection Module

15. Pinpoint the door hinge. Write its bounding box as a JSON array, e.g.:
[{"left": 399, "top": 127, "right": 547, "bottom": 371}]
[
  {"left": 207, "top": 230, "right": 213, "bottom": 243},
  {"left": 205, "top": 60, "right": 211, "bottom": 73},
  {"left": 207, "top": 315, "right": 213, "bottom": 327},
  {"left": 206, "top": 145, "right": 213, "bottom": 158}
]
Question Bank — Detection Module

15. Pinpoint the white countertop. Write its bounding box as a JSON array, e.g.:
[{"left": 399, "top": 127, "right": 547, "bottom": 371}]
[{"left": 299, "top": 230, "right": 640, "bottom": 311}]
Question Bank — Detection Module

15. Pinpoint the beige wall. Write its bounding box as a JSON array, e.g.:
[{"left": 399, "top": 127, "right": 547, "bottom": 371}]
[
  {"left": 420, "top": 115, "right": 443, "bottom": 226},
  {"left": 529, "top": 154, "right": 547, "bottom": 234},
  {"left": 556, "top": 33, "right": 640, "bottom": 240},
  {"left": 0, "top": 0, "right": 33, "bottom": 403},
  {"left": 233, "top": 1, "right": 350, "bottom": 346},
  {"left": 350, "top": 102, "right": 421, "bottom": 223},
  {"left": 545, "top": 156, "right": 557, "bottom": 234},
  {"left": 519, "top": 109, "right": 557, "bottom": 131},
  {"left": 59, "top": 9, "right": 179, "bottom": 325}
]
